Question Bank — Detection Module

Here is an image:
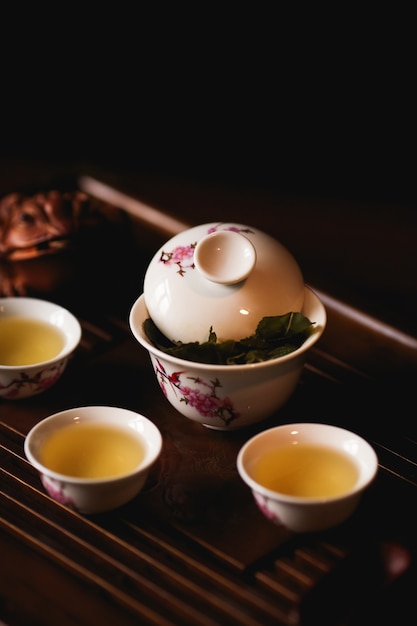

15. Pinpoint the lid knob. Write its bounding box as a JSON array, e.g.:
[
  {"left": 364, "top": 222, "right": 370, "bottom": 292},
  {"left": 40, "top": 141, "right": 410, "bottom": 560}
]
[{"left": 194, "top": 230, "right": 257, "bottom": 284}]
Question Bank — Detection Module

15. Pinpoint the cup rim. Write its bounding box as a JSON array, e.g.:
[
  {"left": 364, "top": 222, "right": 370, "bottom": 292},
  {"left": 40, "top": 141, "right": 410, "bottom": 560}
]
[
  {"left": 24, "top": 405, "right": 163, "bottom": 485},
  {"left": 129, "top": 287, "right": 327, "bottom": 372},
  {"left": 236, "top": 422, "right": 379, "bottom": 504},
  {"left": 0, "top": 296, "right": 82, "bottom": 369}
]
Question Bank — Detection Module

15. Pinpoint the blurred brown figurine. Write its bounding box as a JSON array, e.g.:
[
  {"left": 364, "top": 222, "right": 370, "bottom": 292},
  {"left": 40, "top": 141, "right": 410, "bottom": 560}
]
[{"left": 0, "top": 189, "right": 136, "bottom": 303}]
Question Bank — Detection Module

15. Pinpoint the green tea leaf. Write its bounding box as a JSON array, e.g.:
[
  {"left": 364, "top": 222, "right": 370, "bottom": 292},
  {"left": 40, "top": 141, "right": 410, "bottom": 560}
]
[{"left": 144, "top": 312, "right": 315, "bottom": 365}]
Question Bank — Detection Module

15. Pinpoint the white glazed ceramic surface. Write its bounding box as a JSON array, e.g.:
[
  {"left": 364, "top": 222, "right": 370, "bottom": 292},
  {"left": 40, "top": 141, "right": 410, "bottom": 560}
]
[
  {"left": 237, "top": 423, "right": 378, "bottom": 533},
  {"left": 0, "top": 297, "right": 82, "bottom": 399},
  {"left": 129, "top": 287, "right": 326, "bottom": 430},
  {"left": 24, "top": 406, "right": 163, "bottom": 514},
  {"left": 143, "top": 222, "right": 305, "bottom": 344}
]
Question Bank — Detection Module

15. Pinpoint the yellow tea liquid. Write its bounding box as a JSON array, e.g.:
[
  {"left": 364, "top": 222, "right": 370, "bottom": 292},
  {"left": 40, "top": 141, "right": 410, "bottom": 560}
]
[
  {"left": 40, "top": 422, "right": 146, "bottom": 479},
  {"left": 0, "top": 317, "right": 65, "bottom": 365},
  {"left": 253, "top": 443, "right": 359, "bottom": 498}
]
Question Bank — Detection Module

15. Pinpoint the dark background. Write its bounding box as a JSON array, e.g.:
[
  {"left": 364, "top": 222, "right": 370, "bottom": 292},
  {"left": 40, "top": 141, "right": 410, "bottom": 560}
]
[{"left": 1, "top": 12, "right": 414, "bottom": 211}]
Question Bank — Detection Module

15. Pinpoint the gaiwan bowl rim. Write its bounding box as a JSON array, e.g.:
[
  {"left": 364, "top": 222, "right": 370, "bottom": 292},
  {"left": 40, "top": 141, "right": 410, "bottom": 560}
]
[
  {"left": 24, "top": 405, "right": 163, "bottom": 485},
  {"left": 236, "top": 422, "right": 379, "bottom": 505},
  {"left": 129, "top": 286, "right": 326, "bottom": 372},
  {"left": 0, "top": 296, "right": 82, "bottom": 370}
]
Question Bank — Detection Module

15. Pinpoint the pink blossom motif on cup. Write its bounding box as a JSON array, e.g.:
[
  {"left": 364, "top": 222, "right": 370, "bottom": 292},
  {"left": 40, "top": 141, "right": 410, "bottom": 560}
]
[
  {"left": 40, "top": 475, "right": 77, "bottom": 510},
  {"left": 0, "top": 361, "right": 67, "bottom": 399},
  {"left": 154, "top": 358, "right": 240, "bottom": 427},
  {"left": 159, "top": 224, "right": 254, "bottom": 277},
  {"left": 253, "top": 492, "right": 284, "bottom": 526}
]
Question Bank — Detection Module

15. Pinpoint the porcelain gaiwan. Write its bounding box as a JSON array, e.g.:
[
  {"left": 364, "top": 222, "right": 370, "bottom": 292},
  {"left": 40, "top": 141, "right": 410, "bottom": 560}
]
[
  {"left": 143, "top": 222, "right": 305, "bottom": 344},
  {"left": 131, "top": 222, "right": 326, "bottom": 430}
]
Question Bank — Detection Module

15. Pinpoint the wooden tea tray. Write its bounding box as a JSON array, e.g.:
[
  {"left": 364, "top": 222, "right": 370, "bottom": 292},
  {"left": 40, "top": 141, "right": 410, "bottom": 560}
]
[{"left": 1, "top": 168, "right": 416, "bottom": 625}]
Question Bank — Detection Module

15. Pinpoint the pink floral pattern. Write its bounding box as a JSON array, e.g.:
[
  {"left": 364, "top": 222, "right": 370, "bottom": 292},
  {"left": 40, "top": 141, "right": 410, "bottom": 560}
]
[
  {"left": 0, "top": 360, "right": 66, "bottom": 399},
  {"left": 159, "top": 243, "right": 196, "bottom": 276},
  {"left": 253, "top": 492, "right": 284, "bottom": 526},
  {"left": 159, "top": 224, "right": 254, "bottom": 277},
  {"left": 154, "top": 358, "right": 239, "bottom": 427},
  {"left": 41, "top": 475, "right": 77, "bottom": 510}
]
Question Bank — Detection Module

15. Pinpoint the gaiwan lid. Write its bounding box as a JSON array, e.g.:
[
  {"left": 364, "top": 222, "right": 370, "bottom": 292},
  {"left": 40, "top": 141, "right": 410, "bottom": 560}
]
[{"left": 143, "top": 222, "right": 305, "bottom": 344}]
